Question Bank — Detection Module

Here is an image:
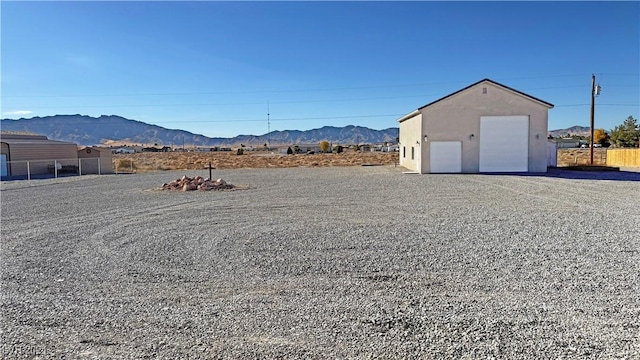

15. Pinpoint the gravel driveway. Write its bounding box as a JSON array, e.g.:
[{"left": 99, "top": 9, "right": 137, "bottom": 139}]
[{"left": 1, "top": 166, "right": 639, "bottom": 359}]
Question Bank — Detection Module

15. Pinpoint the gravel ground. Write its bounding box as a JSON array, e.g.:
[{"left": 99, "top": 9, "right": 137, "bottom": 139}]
[{"left": 1, "top": 166, "right": 639, "bottom": 359}]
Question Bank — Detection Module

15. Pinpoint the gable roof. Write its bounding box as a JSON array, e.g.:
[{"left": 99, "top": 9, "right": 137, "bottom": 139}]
[
  {"left": 1, "top": 134, "right": 76, "bottom": 146},
  {"left": 419, "top": 78, "right": 554, "bottom": 111},
  {"left": 79, "top": 146, "right": 111, "bottom": 154}
]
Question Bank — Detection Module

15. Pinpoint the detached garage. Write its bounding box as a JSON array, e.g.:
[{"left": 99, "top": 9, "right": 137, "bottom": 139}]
[
  {"left": 398, "top": 79, "right": 554, "bottom": 173},
  {"left": 78, "top": 147, "right": 113, "bottom": 174},
  {"left": 1, "top": 134, "right": 78, "bottom": 178}
]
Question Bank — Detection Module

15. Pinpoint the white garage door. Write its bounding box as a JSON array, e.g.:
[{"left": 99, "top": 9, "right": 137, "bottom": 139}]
[
  {"left": 479, "top": 116, "right": 529, "bottom": 172},
  {"left": 430, "top": 141, "right": 462, "bottom": 173}
]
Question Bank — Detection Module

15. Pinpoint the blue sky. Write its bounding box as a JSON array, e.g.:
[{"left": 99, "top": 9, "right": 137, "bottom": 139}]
[{"left": 1, "top": 1, "right": 638, "bottom": 138}]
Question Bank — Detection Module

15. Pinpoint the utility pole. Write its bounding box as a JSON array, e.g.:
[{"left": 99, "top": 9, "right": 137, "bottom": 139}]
[
  {"left": 590, "top": 74, "right": 595, "bottom": 165},
  {"left": 267, "top": 101, "right": 271, "bottom": 150},
  {"left": 589, "top": 74, "right": 601, "bottom": 165}
]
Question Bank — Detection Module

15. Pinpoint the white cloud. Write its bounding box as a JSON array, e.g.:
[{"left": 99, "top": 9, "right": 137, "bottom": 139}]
[{"left": 3, "top": 110, "right": 33, "bottom": 116}]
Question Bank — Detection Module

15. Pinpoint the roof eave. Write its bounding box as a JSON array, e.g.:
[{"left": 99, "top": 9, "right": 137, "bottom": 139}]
[
  {"left": 417, "top": 78, "right": 554, "bottom": 111},
  {"left": 397, "top": 110, "right": 421, "bottom": 123}
]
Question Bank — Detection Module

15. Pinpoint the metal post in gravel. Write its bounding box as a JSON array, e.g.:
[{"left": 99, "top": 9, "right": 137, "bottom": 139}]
[
  {"left": 79, "top": 158, "right": 82, "bottom": 176},
  {"left": 27, "top": 161, "right": 31, "bottom": 180},
  {"left": 98, "top": 158, "right": 101, "bottom": 175},
  {"left": 54, "top": 160, "right": 58, "bottom": 178}
]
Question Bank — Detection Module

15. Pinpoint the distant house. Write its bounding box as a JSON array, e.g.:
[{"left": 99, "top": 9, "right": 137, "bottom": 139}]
[
  {"left": 398, "top": 78, "right": 554, "bottom": 173},
  {"left": 278, "top": 144, "right": 323, "bottom": 154},
  {"left": 387, "top": 144, "right": 399, "bottom": 152},
  {"left": 113, "top": 147, "right": 135, "bottom": 154},
  {"left": 549, "top": 138, "right": 580, "bottom": 149}
]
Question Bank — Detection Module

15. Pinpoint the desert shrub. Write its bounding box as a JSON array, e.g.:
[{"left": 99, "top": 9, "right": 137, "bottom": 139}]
[
  {"left": 116, "top": 159, "right": 136, "bottom": 171},
  {"left": 237, "top": 148, "right": 244, "bottom": 155},
  {"left": 333, "top": 145, "right": 343, "bottom": 153},
  {"left": 319, "top": 140, "right": 330, "bottom": 153}
]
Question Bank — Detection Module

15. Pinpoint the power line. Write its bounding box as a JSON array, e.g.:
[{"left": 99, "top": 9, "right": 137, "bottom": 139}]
[
  {"left": 11, "top": 97, "right": 636, "bottom": 111},
  {"left": 599, "top": 73, "right": 640, "bottom": 76},
  {"left": 554, "top": 104, "right": 639, "bottom": 107},
  {"left": 1, "top": 74, "right": 594, "bottom": 99},
  {"left": 5, "top": 85, "right": 602, "bottom": 110}
]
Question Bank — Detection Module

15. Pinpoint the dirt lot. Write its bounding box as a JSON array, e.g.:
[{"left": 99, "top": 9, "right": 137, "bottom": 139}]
[
  {"left": 556, "top": 148, "right": 608, "bottom": 166},
  {"left": 113, "top": 151, "right": 399, "bottom": 172},
  {"left": 112, "top": 149, "right": 611, "bottom": 174},
  {"left": 1, "top": 166, "right": 638, "bottom": 358}
]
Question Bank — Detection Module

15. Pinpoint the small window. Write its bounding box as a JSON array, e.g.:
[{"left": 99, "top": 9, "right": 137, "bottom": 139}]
[
  {"left": 403, "top": 146, "right": 406, "bottom": 158},
  {"left": 482, "top": 87, "right": 487, "bottom": 94},
  {"left": 411, "top": 147, "right": 415, "bottom": 160}
]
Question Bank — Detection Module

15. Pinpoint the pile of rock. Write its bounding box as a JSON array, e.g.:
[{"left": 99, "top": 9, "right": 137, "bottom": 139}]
[{"left": 161, "top": 175, "right": 235, "bottom": 191}]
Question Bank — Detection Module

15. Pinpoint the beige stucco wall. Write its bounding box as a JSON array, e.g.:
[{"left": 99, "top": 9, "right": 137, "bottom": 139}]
[
  {"left": 78, "top": 148, "right": 114, "bottom": 174},
  {"left": 398, "top": 112, "right": 422, "bottom": 172},
  {"left": 407, "top": 81, "right": 550, "bottom": 173}
]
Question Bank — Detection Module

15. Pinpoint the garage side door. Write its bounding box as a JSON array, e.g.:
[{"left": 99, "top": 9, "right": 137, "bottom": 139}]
[
  {"left": 430, "top": 141, "right": 462, "bottom": 173},
  {"left": 0, "top": 154, "right": 7, "bottom": 177},
  {"left": 480, "top": 116, "right": 529, "bottom": 172}
]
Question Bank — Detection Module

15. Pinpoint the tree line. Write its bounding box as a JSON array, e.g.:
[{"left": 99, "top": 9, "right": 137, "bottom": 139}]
[{"left": 549, "top": 115, "right": 639, "bottom": 148}]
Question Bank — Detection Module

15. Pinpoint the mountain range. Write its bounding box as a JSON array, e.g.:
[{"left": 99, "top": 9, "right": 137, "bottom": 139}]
[
  {"left": 0, "top": 115, "right": 399, "bottom": 147},
  {"left": 547, "top": 125, "right": 591, "bottom": 138},
  {"left": 1, "top": 114, "right": 590, "bottom": 147}
]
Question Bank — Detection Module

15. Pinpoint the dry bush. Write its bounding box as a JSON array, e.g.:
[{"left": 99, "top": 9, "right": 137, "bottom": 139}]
[
  {"left": 115, "top": 159, "right": 136, "bottom": 172},
  {"left": 557, "top": 149, "right": 607, "bottom": 166}
]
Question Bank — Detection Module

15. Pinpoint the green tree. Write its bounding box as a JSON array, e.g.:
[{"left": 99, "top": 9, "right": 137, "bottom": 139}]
[
  {"left": 610, "top": 116, "right": 640, "bottom": 148},
  {"left": 319, "top": 140, "right": 330, "bottom": 153}
]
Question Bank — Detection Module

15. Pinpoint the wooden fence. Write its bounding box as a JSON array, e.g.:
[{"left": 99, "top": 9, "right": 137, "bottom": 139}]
[{"left": 607, "top": 149, "right": 640, "bottom": 167}]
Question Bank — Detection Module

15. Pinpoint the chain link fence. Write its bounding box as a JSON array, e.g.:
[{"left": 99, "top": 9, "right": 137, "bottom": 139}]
[{"left": 1, "top": 157, "right": 113, "bottom": 180}]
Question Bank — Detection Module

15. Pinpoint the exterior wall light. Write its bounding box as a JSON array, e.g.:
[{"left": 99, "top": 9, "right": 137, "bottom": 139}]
[
  {"left": 469, "top": 134, "right": 475, "bottom": 140},
  {"left": 424, "top": 135, "right": 428, "bottom": 142}
]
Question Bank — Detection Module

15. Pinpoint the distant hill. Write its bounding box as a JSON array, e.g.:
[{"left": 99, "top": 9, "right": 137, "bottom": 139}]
[
  {"left": 548, "top": 125, "right": 590, "bottom": 138},
  {"left": 5, "top": 114, "right": 590, "bottom": 146},
  {"left": 0, "top": 115, "right": 399, "bottom": 147}
]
